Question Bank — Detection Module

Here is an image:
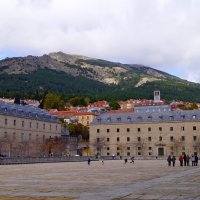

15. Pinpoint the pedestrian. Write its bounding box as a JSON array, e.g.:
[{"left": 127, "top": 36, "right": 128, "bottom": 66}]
[
  {"left": 179, "top": 154, "right": 183, "bottom": 166},
  {"left": 186, "top": 155, "right": 190, "bottom": 166},
  {"left": 124, "top": 158, "right": 128, "bottom": 164},
  {"left": 88, "top": 158, "right": 91, "bottom": 165},
  {"left": 101, "top": 158, "right": 104, "bottom": 165},
  {"left": 172, "top": 155, "right": 176, "bottom": 167},
  {"left": 130, "top": 157, "right": 134, "bottom": 164},
  {"left": 183, "top": 153, "right": 187, "bottom": 166},
  {"left": 195, "top": 155, "right": 198, "bottom": 166},
  {"left": 167, "top": 155, "right": 172, "bottom": 166},
  {"left": 191, "top": 155, "right": 195, "bottom": 166}
]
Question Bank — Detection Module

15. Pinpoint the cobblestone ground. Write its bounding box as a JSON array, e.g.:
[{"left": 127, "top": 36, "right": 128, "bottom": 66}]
[{"left": 0, "top": 160, "right": 200, "bottom": 200}]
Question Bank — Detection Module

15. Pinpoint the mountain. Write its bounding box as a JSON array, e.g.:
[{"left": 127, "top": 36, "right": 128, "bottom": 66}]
[{"left": 0, "top": 51, "right": 200, "bottom": 102}]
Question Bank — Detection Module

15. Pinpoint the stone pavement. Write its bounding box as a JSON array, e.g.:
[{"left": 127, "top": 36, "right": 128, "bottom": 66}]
[{"left": 0, "top": 160, "right": 200, "bottom": 200}]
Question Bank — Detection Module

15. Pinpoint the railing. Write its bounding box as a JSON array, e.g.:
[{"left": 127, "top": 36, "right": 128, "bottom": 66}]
[{"left": 0, "top": 155, "right": 166, "bottom": 165}]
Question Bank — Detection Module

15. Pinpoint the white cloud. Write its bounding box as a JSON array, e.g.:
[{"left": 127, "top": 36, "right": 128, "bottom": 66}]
[{"left": 0, "top": 0, "right": 200, "bottom": 82}]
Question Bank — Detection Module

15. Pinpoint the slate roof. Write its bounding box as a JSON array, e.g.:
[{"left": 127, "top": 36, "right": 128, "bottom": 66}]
[
  {"left": 0, "top": 102, "right": 59, "bottom": 123},
  {"left": 92, "top": 109, "right": 200, "bottom": 125}
]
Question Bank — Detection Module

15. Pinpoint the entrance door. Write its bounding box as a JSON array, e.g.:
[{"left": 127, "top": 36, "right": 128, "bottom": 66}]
[{"left": 158, "top": 147, "right": 164, "bottom": 156}]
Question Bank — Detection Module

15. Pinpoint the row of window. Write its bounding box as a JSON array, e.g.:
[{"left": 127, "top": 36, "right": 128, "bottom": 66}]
[
  {"left": 4, "top": 118, "right": 58, "bottom": 131},
  {"left": 98, "top": 114, "right": 198, "bottom": 123},
  {"left": 97, "top": 135, "right": 198, "bottom": 143},
  {"left": 96, "top": 126, "right": 197, "bottom": 133},
  {"left": 4, "top": 132, "right": 52, "bottom": 142}
]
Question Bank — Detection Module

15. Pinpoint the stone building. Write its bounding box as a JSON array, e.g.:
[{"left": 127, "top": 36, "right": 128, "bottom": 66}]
[
  {"left": 90, "top": 107, "right": 200, "bottom": 157},
  {"left": 0, "top": 102, "right": 61, "bottom": 157}
]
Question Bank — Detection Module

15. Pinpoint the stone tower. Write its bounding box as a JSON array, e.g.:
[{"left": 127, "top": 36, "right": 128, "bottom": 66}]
[{"left": 154, "top": 90, "right": 160, "bottom": 102}]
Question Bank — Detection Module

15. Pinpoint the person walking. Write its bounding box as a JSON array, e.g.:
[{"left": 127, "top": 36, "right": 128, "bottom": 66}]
[
  {"left": 191, "top": 155, "right": 195, "bottom": 166},
  {"left": 172, "top": 155, "right": 176, "bottom": 167},
  {"left": 167, "top": 155, "right": 172, "bottom": 166},
  {"left": 186, "top": 155, "right": 190, "bottom": 166},
  {"left": 179, "top": 154, "right": 183, "bottom": 166},
  {"left": 130, "top": 157, "right": 134, "bottom": 164},
  {"left": 195, "top": 155, "right": 198, "bottom": 166},
  {"left": 183, "top": 153, "right": 187, "bottom": 166},
  {"left": 88, "top": 158, "right": 91, "bottom": 165},
  {"left": 124, "top": 158, "right": 128, "bottom": 164}
]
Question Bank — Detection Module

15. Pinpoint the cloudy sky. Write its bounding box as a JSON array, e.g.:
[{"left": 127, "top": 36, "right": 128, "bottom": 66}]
[{"left": 0, "top": 0, "right": 200, "bottom": 82}]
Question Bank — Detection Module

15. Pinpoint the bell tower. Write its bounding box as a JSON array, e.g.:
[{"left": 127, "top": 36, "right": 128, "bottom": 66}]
[{"left": 154, "top": 90, "right": 160, "bottom": 102}]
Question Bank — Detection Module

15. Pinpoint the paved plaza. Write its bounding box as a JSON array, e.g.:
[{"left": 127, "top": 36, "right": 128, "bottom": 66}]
[{"left": 0, "top": 160, "right": 200, "bottom": 200}]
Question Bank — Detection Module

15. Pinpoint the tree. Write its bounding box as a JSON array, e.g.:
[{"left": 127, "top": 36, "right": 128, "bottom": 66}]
[
  {"left": 109, "top": 100, "right": 120, "bottom": 110},
  {"left": 43, "top": 92, "right": 65, "bottom": 110},
  {"left": 69, "top": 96, "right": 90, "bottom": 107},
  {"left": 68, "top": 123, "right": 89, "bottom": 140}
]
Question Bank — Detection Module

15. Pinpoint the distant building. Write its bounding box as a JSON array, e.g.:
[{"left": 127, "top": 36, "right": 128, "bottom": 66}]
[
  {"left": 90, "top": 108, "right": 200, "bottom": 157},
  {"left": 154, "top": 90, "right": 160, "bottom": 103},
  {"left": 118, "top": 99, "right": 134, "bottom": 110},
  {"left": 0, "top": 102, "right": 61, "bottom": 157}
]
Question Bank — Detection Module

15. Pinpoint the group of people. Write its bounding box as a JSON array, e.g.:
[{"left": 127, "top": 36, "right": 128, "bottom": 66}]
[
  {"left": 167, "top": 153, "right": 199, "bottom": 167},
  {"left": 124, "top": 157, "right": 135, "bottom": 164}
]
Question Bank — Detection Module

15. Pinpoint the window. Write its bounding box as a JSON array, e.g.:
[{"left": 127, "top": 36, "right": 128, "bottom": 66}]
[
  {"left": 29, "top": 122, "right": 32, "bottom": 128},
  {"left": 117, "top": 117, "right": 121, "bottom": 122},
  {"left": 127, "top": 147, "right": 130, "bottom": 150},
  {"left": 117, "top": 137, "right": 120, "bottom": 142},
  {"left": 138, "top": 147, "right": 141, "bottom": 150},
  {"left": 97, "top": 147, "right": 100, "bottom": 151},
  {"left": 193, "top": 136, "right": 197, "bottom": 141},
  {"left": 137, "top": 137, "right": 141, "bottom": 142},
  {"left": 97, "top": 118, "right": 101, "bottom": 123},
  {"left": 13, "top": 132, "right": 16, "bottom": 140},
  {"left": 117, "top": 152, "right": 120, "bottom": 156},
  {"left": 37, "top": 123, "right": 39, "bottom": 129},
  {"left": 4, "top": 132, "right": 7, "bottom": 138},
  {"left": 138, "top": 128, "right": 141, "bottom": 132},
  {"left": 5, "top": 118, "right": 7, "bottom": 125},
  {"left": 181, "top": 126, "right": 185, "bottom": 131},
  {"left": 43, "top": 124, "right": 45, "bottom": 130},
  {"left": 117, "top": 128, "right": 120, "bottom": 132},
  {"left": 159, "top": 136, "right": 162, "bottom": 141},
  {"left": 148, "top": 116, "right": 152, "bottom": 120},
  {"left": 149, "top": 147, "right": 152, "bottom": 150},
  {"left": 127, "top": 152, "right": 130, "bottom": 156},
  {"left": 13, "top": 120, "right": 16, "bottom": 126},
  {"left": 127, "top": 137, "right": 130, "bottom": 142},
  {"left": 36, "top": 134, "right": 39, "bottom": 141},
  {"left": 148, "top": 137, "right": 151, "bottom": 141},
  {"left": 107, "top": 129, "right": 110, "bottom": 133},
  {"left": 107, "top": 152, "right": 110, "bottom": 156},
  {"left": 193, "top": 115, "right": 197, "bottom": 119},
  {"left": 169, "top": 116, "right": 174, "bottom": 120},
  {"left": 138, "top": 152, "right": 141, "bottom": 156},
  {"left": 29, "top": 133, "right": 31, "bottom": 140},
  {"left": 56, "top": 125, "right": 58, "bottom": 131},
  {"left": 181, "top": 136, "right": 185, "bottom": 141},
  {"left": 148, "top": 127, "right": 151, "bottom": 132},
  {"left": 181, "top": 115, "right": 185, "bottom": 120},
  {"left": 107, "top": 138, "right": 110, "bottom": 142},
  {"left": 97, "top": 129, "right": 100, "bottom": 133},
  {"left": 149, "top": 152, "right": 152, "bottom": 156},
  {"left": 43, "top": 135, "right": 45, "bottom": 143},
  {"left": 127, "top": 128, "right": 130, "bottom": 132},
  {"left": 117, "top": 147, "right": 120, "bottom": 151},
  {"left": 193, "top": 126, "right": 196, "bottom": 131},
  {"left": 170, "top": 127, "right": 173, "bottom": 131},
  {"left": 21, "top": 133, "right": 24, "bottom": 142},
  {"left": 159, "top": 116, "right": 163, "bottom": 120},
  {"left": 50, "top": 124, "right": 52, "bottom": 130},
  {"left": 97, "top": 138, "right": 100, "bottom": 142},
  {"left": 22, "top": 121, "right": 24, "bottom": 127},
  {"left": 159, "top": 127, "right": 162, "bottom": 131},
  {"left": 127, "top": 117, "right": 131, "bottom": 122},
  {"left": 107, "top": 117, "right": 111, "bottom": 122},
  {"left": 107, "top": 147, "right": 110, "bottom": 150},
  {"left": 170, "top": 136, "right": 174, "bottom": 141}
]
